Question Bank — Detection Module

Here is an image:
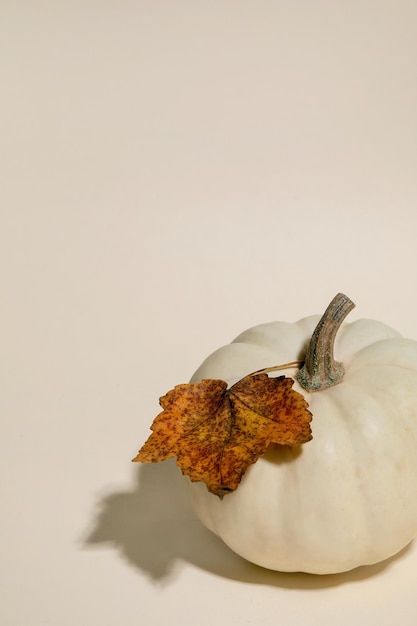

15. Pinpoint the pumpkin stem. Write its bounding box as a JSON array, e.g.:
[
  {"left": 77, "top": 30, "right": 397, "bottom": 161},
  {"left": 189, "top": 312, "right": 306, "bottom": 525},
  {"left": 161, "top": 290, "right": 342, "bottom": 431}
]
[{"left": 296, "top": 293, "right": 355, "bottom": 392}]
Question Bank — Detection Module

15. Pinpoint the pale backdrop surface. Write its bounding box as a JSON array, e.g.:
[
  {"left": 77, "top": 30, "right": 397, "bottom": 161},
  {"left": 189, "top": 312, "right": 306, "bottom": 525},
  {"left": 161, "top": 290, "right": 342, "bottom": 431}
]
[{"left": 2, "top": 2, "right": 417, "bottom": 625}]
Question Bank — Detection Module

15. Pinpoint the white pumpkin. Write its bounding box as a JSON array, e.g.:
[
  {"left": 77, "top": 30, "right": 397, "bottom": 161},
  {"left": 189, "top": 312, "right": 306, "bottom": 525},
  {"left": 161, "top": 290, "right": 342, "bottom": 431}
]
[{"left": 187, "top": 294, "right": 417, "bottom": 574}]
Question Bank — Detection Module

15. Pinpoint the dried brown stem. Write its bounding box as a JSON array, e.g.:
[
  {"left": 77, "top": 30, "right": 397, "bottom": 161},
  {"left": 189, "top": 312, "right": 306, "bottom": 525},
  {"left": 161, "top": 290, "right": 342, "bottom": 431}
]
[{"left": 296, "top": 293, "right": 355, "bottom": 392}]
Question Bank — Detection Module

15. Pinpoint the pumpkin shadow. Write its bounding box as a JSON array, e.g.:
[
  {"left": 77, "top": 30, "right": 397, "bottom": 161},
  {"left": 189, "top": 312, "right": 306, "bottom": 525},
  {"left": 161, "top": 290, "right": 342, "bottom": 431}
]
[{"left": 83, "top": 460, "right": 411, "bottom": 589}]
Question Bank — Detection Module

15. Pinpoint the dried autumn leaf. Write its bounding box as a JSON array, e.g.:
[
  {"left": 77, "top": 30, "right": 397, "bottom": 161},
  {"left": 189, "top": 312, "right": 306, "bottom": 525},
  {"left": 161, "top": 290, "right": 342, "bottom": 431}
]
[{"left": 133, "top": 373, "right": 312, "bottom": 497}]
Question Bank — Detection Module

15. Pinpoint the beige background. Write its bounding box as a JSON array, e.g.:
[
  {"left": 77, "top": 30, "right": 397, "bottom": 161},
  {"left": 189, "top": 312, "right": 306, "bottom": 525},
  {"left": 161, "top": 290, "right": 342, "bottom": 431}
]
[{"left": 2, "top": 2, "right": 417, "bottom": 625}]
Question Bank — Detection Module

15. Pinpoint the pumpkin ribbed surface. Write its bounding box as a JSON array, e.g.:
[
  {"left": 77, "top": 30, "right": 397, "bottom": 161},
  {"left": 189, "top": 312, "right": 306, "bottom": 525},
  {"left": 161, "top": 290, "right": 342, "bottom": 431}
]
[{"left": 188, "top": 316, "right": 417, "bottom": 573}]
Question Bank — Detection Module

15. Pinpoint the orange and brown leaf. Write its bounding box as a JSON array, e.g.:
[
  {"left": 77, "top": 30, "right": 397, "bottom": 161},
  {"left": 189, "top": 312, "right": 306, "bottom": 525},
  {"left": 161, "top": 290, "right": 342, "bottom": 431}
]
[{"left": 133, "top": 373, "right": 312, "bottom": 497}]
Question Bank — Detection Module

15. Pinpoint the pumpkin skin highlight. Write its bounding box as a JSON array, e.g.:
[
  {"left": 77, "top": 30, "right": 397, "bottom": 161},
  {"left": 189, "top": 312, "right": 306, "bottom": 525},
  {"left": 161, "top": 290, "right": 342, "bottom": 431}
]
[{"left": 187, "top": 315, "right": 417, "bottom": 574}]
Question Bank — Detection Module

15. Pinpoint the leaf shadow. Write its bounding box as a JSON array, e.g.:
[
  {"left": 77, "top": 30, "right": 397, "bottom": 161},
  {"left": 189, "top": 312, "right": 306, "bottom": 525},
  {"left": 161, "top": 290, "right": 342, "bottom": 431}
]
[{"left": 83, "top": 460, "right": 411, "bottom": 589}]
